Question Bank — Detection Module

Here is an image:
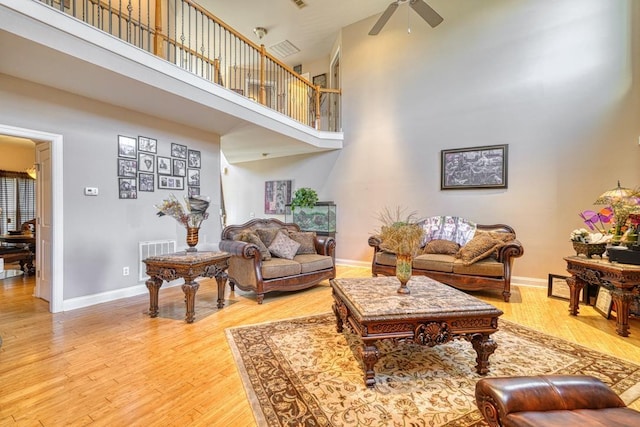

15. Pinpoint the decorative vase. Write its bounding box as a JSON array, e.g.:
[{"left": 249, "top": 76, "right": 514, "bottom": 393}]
[
  {"left": 396, "top": 253, "right": 412, "bottom": 294},
  {"left": 572, "top": 241, "right": 606, "bottom": 258},
  {"left": 186, "top": 227, "right": 199, "bottom": 252}
]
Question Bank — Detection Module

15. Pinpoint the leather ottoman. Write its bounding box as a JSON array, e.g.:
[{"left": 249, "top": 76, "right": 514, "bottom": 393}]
[{"left": 475, "top": 375, "right": 640, "bottom": 427}]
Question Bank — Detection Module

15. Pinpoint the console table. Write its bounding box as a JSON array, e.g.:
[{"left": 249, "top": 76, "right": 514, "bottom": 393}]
[
  {"left": 564, "top": 256, "right": 640, "bottom": 337},
  {"left": 143, "top": 251, "right": 230, "bottom": 323}
]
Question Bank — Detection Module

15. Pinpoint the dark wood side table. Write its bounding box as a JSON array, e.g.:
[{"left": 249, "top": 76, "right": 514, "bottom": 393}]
[
  {"left": 143, "top": 251, "right": 230, "bottom": 323},
  {"left": 564, "top": 256, "right": 640, "bottom": 337}
]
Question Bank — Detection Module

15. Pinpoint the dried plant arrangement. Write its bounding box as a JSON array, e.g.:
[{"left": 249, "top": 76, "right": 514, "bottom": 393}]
[{"left": 376, "top": 207, "right": 424, "bottom": 256}]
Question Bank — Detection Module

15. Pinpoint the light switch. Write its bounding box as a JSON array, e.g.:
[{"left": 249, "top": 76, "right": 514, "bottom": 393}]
[{"left": 84, "top": 187, "right": 99, "bottom": 196}]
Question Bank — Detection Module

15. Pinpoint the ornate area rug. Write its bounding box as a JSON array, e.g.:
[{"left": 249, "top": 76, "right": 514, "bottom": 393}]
[{"left": 226, "top": 313, "right": 640, "bottom": 427}]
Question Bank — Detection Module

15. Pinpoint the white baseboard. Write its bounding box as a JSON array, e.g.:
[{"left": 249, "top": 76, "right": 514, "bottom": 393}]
[
  {"left": 511, "top": 275, "right": 547, "bottom": 288},
  {"left": 335, "top": 258, "right": 370, "bottom": 268},
  {"left": 62, "top": 279, "right": 183, "bottom": 312},
  {"left": 62, "top": 262, "right": 545, "bottom": 312}
]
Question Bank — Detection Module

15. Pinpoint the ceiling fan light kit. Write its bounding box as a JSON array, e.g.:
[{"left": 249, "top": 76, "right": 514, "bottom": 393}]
[{"left": 369, "top": 0, "right": 443, "bottom": 36}]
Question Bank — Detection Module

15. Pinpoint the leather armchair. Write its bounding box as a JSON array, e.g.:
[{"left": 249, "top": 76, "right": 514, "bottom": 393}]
[{"left": 475, "top": 375, "right": 640, "bottom": 426}]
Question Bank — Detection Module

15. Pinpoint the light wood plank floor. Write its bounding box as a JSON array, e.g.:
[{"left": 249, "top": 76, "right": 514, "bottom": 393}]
[{"left": 1, "top": 265, "right": 639, "bottom": 426}]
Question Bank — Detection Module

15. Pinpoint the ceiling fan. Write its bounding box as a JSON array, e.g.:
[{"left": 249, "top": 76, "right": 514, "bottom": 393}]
[{"left": 369, "top": 0, "right": 444, "bottom": 35}]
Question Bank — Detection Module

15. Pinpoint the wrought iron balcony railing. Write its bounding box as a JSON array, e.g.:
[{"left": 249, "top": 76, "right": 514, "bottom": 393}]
[{"left": 38, "top": 0, "right": 341, "bottom": 132}]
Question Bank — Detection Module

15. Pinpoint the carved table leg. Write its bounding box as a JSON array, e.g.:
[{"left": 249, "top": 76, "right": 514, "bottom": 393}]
[
  {"left": 566, "top": 275, "right": 584, "bottom": 316},
  {"left": 332, "top": 303, "right": 342, "bottom": 333},
  {"left": 145, "top": 277, "right": 163, "bottom": 318},
  {"left": 611, "top": 289, "right": 633, "bottom": 337},
  {"left": 182, "top": 279, "right": 200, "bottom": 323},
  {"left": 360, "top": 342, "right": 380, "bottom": 388},
  {"left": 470, "top": 333, "right": 498, "bottom": 375},
  {"left": 215, "top": 272, "right": 228, "bottom": 309}
]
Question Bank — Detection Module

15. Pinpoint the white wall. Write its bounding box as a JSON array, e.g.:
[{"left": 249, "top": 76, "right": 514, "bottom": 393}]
[
  {"left": 0, "top": 74, "right": 222, "bottom": 300},
  {"left": 222, "top": 0, "right": 640, "bottom": 281}
]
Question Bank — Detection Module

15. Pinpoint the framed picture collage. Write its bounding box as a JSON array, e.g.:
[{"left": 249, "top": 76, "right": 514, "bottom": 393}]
[{"left": 117, "top": 135, "right": 201, "bottom": 199}]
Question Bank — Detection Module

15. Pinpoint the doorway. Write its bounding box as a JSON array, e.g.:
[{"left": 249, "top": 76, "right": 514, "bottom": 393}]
[{"left": 0, "top": 124, "right": 64, "bottom": 313}]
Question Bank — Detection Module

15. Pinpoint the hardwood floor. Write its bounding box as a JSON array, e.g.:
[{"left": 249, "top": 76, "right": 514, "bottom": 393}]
[{"left": 1, "top": 265, "right": 639, "bottom": 425}]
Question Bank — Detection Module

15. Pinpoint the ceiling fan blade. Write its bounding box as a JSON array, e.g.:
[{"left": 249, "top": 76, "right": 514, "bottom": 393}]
[
  {"left": 368, "top": 2, "right": 399, "bottom": 36},
  {"left": 409, "top": 0, "right": 444, "bottom": 28}
]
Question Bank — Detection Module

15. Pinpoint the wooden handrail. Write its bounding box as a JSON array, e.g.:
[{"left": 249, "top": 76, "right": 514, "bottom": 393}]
[{"left": 43, "top": 0, "right": 340, "bottom": 130}]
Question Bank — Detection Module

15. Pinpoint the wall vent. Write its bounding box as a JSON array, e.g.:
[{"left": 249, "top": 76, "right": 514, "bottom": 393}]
[
  {"left": 268, "top": 40, "right": 300, "bottom": 58},
  {"left": 139, "top": 240, "right": 177, "bottom": 281}
]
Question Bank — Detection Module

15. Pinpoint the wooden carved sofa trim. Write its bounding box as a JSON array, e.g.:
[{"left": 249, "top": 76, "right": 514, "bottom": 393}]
[
  {"left": 369, "top": 223, "right": 524, "bottom": 302},
  {"left": 219, "top": 218, "right": 336, "bottom": 304}
]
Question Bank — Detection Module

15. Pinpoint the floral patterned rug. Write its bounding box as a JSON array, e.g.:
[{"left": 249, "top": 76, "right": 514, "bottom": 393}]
[{"left": 226, "top": 313, "right": 640, "bottom": 427}]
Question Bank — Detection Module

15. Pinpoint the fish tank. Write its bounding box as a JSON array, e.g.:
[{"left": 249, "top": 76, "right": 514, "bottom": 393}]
[{"left": 285, "top": 202, "right": 336, "bottom": 237}]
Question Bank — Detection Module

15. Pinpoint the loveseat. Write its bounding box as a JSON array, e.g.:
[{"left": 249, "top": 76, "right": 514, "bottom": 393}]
[
  {"left": 368, "top": 216, "right": 524, "bottom": 302},
  {"left": 219, "top": 218, "right": 336, "bottom": 304},
  {"left": 475, "top": 375, "right": 640, "bottom": 426}
]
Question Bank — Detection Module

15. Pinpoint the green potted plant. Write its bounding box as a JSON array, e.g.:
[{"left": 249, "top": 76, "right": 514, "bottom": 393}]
[{"left": 290, "top": 187, "right": 318, "bottom": 212}]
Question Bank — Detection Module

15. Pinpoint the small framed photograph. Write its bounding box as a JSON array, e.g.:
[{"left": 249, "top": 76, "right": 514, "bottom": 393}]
[
  {"left": 172, "top": 159, "right": 186, "bottom": 177},
  {"left": 158, "top": 175, "right": 184, "bottom": 190},
  {"left": 139, "top": 173, "right": 154, "bottom": 192},
  {"left": 138, "top": 153, "right": 155, "bottom": 173},
  {"left": 118, "top": 135, "right": 137, "bottom": 159},
  {"left": 188, "top": 149, "right": 201, "bottom": 168},
  {"left": 117, "top": 158, "right": 137, "bottom": 177},
  {"left": 138, "top": 136, "right": 157, "bottom": 153},
  {"left": 188, "top": 186, "right": 200, "bottom": 197},
  {"left": 118, "top": 178, "right": 137, "bottom": 199},
  {"left": 441, "top": 144, "right": 508, "bottom": 190},
  {"left": 157, "top": 156, "right": 171, "bottom": 175},
  {"left": 313, "top": 73, "right": 327, "bottom": 88},
  {"left": 171, "top": 143, "right": 187, "bottom": 159},
  {"left": 594, "top": 286, "right": 613, "bottom": 319},
  {"left": 187, "top": 169, "right": 200, "bottom": 186},
  {"left": 547, "top": 274, "right": 584, "bottom": 302}
]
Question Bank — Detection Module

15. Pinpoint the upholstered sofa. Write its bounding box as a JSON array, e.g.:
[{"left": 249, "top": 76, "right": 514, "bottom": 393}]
[
  {"left": 475, "top": 375, "right": 640, "bottom": 426},
  {"left": 219, "top": 218, "right": 336, "bottom": 304},
  {"left": 368, "top": 216, "right": 524, "bottom": 302}
]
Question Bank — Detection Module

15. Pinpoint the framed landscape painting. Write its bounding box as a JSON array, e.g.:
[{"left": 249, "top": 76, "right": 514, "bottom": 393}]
[{"left": 441, "top": 144, "right": 508, "bottom": 190}]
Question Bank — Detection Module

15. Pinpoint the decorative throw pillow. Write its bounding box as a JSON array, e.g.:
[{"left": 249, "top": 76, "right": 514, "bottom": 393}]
[
  {"left": 234, "top": 231, "right": 271, "bottom": 261},
  {"left": 287, "top": 231, "right": 317, "bottom": 254},
  {"left": 268, "top": 231, "right": 301, "bottom": 260},
  {"left": 422, "top": 239, "right": 460, "bottom": 255},
  {"left": 255, "top": 228, "right": 281, "bottom": 248},
  {"left": 477, "top": 230, "right": 516, "bottom": 242},
  {"left": 456, "top": 234, "right": 505, "bottom": 266}
]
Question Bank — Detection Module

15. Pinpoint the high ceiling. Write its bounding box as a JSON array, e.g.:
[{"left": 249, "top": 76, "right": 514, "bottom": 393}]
[{"left": 199, "top": 0, "right": 394, "bottom": 66}]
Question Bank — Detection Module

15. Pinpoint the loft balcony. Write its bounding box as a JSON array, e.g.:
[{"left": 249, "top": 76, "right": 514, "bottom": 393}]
[{"left": 0, "top": 0, "right": 343, "bottom": 163}]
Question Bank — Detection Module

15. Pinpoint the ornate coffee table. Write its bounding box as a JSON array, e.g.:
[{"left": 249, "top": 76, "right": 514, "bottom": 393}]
[
  {"left": 331, "top": 276, "right": 503, "bottom": 387},
  {"left": 143, "top": 251, "right": 230, "bottom": 323}
]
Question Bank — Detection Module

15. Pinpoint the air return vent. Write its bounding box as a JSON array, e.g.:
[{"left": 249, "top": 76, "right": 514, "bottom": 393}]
[
  {"left": 139, "top": 239, "right": 176, "bottom": 281},
  {"left": 268, "top": 40, "right": 300, "bottom": 58}
]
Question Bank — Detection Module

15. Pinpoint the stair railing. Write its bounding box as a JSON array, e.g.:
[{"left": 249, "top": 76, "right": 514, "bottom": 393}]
[{"left": 37, "top": 0, "right": 341, "bottom": 131}]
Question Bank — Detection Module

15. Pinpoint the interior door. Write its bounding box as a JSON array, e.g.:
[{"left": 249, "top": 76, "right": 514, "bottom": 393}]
[{"left": 34, "top": 142, "right": 52, "bottom": 303}]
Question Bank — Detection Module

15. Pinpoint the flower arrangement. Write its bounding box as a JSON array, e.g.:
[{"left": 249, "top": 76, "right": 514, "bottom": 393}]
[
  {"left": 569, "top": 228, "right": 591, "bottom": 243},
  {"left": 155, "top": 194, "right": 210, "bottom": 228},
  {"left": 377, "top": 207, "right": 424, "bottom": 256}
]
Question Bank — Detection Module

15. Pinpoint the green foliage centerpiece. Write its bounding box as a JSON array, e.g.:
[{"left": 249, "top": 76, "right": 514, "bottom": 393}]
[
  {"left": 377, "top": 207, "right": 424, "bottom": 294},
  {"left": 290, "top": 187, "right": 318, "bottom": 212}
]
